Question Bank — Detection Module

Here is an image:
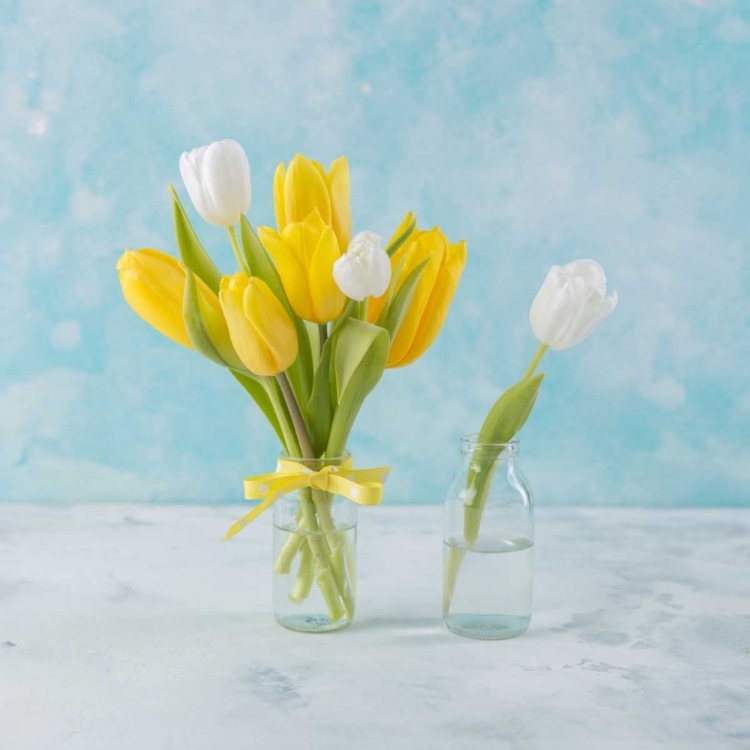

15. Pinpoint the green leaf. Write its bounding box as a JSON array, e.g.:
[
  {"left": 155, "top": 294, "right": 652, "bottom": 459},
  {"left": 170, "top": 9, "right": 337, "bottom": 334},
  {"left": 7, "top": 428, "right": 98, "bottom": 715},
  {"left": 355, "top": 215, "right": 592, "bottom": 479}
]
[
  {"left": 182, "top": 270, "right": 229, "bottom": 367},
  {"left": 376, "top": 255, "right": 407, "bottom": 319},
  {"left": 476, "top": 373, "right": 545, "bottom": 447},
  {"left": 231, "top": 372, "right": 286, "bottom": 446},
  {"left": 239, "top": 216, "right": 287, "bottom": 301},
  {"left": 239, "top": 216, "right": 313, "bottom": 405},
  {"left": 306, "top": 338, "right": 334, "bottom": 456},
  {"left": 464, "top": 373, "right": 545, "bottom": 544},
  {"left": 326, "top": 319, "right": 390, "bottom": 456},
  {"left": 376, "top": 257, "right": 430, "bottom": 340},
  {"left": 169, "top": 184, "right": 222, "bottom": 293},
  {"left": 386, "top": 214, "right": 417, "bottom": 258}
]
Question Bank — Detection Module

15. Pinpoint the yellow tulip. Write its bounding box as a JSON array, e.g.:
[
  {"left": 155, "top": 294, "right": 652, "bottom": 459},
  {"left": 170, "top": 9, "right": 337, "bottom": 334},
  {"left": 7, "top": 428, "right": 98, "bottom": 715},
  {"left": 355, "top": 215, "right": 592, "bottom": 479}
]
[
  {"left": 368, "top": 218, "right": 467, "bottom": 368},
  {"left": 273, "top": 154, "right": 351, "bottom": 253},
  {"left": 219, "top": 273, "right": 298, "bottom": 377},
  {"left": 258, "top": 210, "right": 347, "bottom": 324},
  {"left": 117, "top": 249, "right": 236, "bottom": 361}
]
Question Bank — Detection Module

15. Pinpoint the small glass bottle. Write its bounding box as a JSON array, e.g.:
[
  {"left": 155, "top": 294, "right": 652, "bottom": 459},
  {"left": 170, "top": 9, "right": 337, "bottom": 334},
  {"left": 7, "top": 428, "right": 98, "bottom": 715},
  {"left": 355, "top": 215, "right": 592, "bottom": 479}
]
[
  {"left": 272, "top": 455, "right": 357, "bottom": 633},
  {"left": 442, "top": 436, "right": 534, "bottom": 640}
]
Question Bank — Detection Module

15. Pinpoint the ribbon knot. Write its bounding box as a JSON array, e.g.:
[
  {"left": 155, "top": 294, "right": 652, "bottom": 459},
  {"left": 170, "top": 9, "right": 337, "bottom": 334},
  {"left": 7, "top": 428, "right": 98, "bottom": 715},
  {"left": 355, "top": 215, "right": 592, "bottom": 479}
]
[{"left": 224, "top": 456, "right": 389, "bottom": 541}]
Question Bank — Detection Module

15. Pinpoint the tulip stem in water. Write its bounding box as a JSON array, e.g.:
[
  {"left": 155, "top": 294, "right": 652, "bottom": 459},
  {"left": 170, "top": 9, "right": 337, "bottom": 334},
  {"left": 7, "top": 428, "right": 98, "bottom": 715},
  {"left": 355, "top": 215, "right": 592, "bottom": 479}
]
[
  {"left": 274, "top": 369, "right": 354, "bottom": 621},
  {"left": 227, "top": 225, "right": 250, "bottom": 274},
  {"left": 522, "top": 343, "right": 548, "bottom": 381}
]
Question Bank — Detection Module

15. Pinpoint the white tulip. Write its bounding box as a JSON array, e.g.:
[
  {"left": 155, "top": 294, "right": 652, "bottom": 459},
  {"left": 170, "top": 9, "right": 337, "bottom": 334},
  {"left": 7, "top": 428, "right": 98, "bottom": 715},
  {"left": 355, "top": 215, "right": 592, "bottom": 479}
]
[
  {"left": 333, "top": 231, "right": 391, "bottom": 302},
  {"left": 529, "top": 259, "right": 618, "bottom": 350},
  {"left": 179, "top": 139, "right": 251, "bottom": 227}
]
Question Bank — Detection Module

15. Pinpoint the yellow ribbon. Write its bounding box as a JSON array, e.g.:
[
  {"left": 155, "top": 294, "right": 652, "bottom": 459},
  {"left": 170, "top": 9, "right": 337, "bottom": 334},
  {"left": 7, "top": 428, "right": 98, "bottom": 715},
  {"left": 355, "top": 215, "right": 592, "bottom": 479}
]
[{"left": 224, "top": 456, "right": 389, "bottom": 541}]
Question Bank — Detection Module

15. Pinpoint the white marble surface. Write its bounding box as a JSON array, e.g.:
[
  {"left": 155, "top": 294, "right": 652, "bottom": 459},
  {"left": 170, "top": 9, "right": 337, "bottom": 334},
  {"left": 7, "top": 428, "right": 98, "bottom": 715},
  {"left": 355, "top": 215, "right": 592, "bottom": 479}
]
[{"left": 1, "top": 506, "right": 749, "bottom": 750}]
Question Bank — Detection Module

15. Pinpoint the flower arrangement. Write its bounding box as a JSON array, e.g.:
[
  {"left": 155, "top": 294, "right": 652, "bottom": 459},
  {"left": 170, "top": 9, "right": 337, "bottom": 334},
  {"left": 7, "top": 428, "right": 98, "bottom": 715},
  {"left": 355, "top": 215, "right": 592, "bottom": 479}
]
[{"left": 117, "top": 139, "right": 466, "bottom": 627}]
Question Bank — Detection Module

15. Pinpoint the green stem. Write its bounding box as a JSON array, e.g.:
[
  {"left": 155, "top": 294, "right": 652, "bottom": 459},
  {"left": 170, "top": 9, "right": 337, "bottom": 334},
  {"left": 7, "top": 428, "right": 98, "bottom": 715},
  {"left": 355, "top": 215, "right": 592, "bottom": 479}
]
[
  {"left": 262, "top": 377, "right": 299, "bottom": 456},
  {"left": 227, "top": 225, "right": 249, "bottom": 274},
  {"left": 263, "top": 376, "right": 312, "bottom": 576},
  {"left": 522, "top": 343, "right": 548, "bottom": 381},
  {"left": 276, "top": 372, "right": 314, "bottom": 459},
  {"left": 318, "top": 323, "right": 328, "bottom": 356},
  {"left": 354, "top": 299, "right": 369, "bottom": 321},
  {"left": 289, "top": 536, "right": 315, "bottom": 603},
  {"left": 274, "top": 370, "right": 353, "bottom": 621},
  {"left": 274, "top": 530, "right": 305, "bottom": 575},
  {"left": 443, "top": 546, "right": 466, "bottom": 614}
]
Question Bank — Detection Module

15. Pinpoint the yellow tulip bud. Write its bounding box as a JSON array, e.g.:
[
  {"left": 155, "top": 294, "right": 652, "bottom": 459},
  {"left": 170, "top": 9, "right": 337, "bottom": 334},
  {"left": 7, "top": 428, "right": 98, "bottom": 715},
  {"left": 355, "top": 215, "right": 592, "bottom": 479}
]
[
  {"left": 368, "top": 219, "right": 467, "bottom": 368},
  {"left": 219, "top": 273, "right": 298, "bottom": 376},
  {"left": 117, "top": 249, "right": 236, "bottom": 364},
  {"left": 258, "top": 210, "right": 347, "bottom": 324},
  {"left": 273, "top": 154, "right": 351, "bottom": 253}
]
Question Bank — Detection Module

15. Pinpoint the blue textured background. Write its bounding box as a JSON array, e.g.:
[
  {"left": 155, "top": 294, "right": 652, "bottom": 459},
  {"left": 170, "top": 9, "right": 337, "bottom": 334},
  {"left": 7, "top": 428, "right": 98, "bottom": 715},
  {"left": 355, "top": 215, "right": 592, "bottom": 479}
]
[{"left": 2, "top": 0, "right": 749, "bottom": 505}]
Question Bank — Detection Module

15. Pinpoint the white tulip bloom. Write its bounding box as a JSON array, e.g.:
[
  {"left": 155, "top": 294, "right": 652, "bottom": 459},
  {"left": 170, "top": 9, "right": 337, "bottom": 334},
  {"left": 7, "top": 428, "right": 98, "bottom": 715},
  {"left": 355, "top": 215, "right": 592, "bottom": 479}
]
[
  {"left": 529, "top": 259, "right": 618, "bottom": 350},
  {"left": 333, "top": 231, "right": 391, "bottom": 302},
  {"left": 179, "top": 139, "right": 251, "bottom": 227}
]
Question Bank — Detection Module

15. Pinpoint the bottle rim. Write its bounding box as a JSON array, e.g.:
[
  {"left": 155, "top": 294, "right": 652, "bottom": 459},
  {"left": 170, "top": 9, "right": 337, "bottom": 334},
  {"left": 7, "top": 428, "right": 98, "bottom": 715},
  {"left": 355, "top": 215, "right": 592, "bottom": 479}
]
[
  {"left": 279, "top": 451, "right": 351, "bottom": 467},
  {"left": 460, "top": 434, "right": 520, "bottom": 456}
]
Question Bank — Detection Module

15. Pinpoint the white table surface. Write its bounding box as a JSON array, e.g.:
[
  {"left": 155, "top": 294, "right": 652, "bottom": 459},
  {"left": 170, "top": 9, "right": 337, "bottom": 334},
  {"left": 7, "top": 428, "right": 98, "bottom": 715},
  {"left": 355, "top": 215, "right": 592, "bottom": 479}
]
[{"left": 1, "top": 505, "right": 749, "bottom": 750}]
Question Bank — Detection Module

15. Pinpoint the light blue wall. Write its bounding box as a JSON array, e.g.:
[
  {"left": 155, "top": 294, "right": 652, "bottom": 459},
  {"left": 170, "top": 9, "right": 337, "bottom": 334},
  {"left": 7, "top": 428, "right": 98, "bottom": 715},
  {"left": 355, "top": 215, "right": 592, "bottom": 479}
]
[{"left": 1, "top": 0, "right": 748, "bottom": 505}]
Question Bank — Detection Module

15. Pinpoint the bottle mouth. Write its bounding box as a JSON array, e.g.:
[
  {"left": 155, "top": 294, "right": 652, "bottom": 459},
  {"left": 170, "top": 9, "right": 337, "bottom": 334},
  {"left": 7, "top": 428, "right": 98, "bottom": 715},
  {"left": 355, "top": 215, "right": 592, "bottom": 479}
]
[{"left": 460, "top": 434, "right": 519, "bottom": 456}]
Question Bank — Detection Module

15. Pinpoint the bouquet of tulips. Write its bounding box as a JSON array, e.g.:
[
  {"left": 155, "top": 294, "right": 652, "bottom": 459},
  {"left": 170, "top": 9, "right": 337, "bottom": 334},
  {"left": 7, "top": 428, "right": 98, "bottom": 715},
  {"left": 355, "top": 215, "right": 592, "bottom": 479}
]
[{"left": 117, "top": 139, "right": 466, "bottom": 622}]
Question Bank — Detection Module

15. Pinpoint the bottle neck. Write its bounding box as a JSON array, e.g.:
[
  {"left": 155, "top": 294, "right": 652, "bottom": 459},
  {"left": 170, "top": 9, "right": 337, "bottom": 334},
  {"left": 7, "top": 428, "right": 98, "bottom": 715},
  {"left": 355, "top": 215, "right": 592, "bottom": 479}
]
[
  {"left": 279, "top": 453, "right": 351, "bottom": 472},
  {"left": 461, "top": 436, "right": 519, "bottom": 465}
]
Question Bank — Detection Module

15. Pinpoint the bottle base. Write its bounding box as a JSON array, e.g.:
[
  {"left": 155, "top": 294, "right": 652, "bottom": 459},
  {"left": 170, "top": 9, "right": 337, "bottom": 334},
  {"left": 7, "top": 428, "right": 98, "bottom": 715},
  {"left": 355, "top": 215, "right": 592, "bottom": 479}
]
[
  {"left": 275, "top": 613, "right": 352, "bottom": 633},
  {"left": 444, "top": 614, "right": 530, "bottom": 640}
]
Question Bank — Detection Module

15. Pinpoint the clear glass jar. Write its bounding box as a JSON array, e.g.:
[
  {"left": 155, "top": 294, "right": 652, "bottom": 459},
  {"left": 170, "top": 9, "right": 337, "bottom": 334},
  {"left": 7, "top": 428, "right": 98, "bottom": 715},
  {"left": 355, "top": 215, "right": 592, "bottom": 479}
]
[
  {"left": 272, "top": 455, "right": 357, "bottom": 633},
  {"left": 442, "top": 436, "right": 534, "bottom": 640}
]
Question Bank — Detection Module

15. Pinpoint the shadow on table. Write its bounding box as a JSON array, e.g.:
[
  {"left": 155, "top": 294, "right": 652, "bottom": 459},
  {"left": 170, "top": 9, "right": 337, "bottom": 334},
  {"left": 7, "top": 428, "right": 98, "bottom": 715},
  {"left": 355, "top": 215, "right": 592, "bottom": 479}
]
[{"left": 350, "top": 616, "right": 449, "bottom": 642}]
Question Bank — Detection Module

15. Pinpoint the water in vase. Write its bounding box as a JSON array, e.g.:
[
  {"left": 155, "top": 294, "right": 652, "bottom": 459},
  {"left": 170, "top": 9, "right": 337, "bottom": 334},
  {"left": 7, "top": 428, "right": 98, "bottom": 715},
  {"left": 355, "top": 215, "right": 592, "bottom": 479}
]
[
  {"left": 273, "top": 523, "right": 357, "bottom": 633},
  {"left": 443, "top": 535, "right": 533, "bottom": 640}
]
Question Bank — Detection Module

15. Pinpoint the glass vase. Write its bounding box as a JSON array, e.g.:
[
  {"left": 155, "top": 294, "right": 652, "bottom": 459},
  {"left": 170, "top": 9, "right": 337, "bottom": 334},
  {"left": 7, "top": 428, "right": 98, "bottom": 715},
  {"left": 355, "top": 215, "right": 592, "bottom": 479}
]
[
  {"left": 272, "top": 455, "right": 357, "bottom": 633},
  {"left": 442, "top": 436, "right": 534, "bottom": 640}
]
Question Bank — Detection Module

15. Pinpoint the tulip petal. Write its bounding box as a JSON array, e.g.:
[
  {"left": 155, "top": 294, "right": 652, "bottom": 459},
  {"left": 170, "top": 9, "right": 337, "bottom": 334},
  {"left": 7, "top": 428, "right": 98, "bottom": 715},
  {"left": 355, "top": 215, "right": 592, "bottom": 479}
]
[
  {"left": 179, "top": 147, "right": 213, "bottom": 224},
  {"left": 327, "top": 156, "right": 351, "bottom": 252},
  {"left": 367, "top": 226, "right": 419, "bottom": 325},
  {"left": 541, "top": 274, "right": 588, "bottom": 349},
  {"left": 273, "top": 163, "right": 287, "bottom": 230},
  {"left": 202, "top": 140, "right": 251, "bottom": 227},
  {"left": 284, "top": 154, "right": 332, "bottom": 225},
  {"left": 564, "top": 259, "right": 607, "bottom": 295},
  {"left": 385, "top": 211, "right": 417, "bottom": 257},
  {"left": 243, "top": 278, "right": 298, "bottom": 373},
  {"left": 259, "top": 226, "right": 315, "bottom": 322},
  {"left": 387, "top": 229, "right": 445, "bottom": 366},
  {"left": 220, "top": 275, "right": 273, "bottom": 376},
  {"left": 333, "top": 231, "right": 389, "bottom": 302},
  {"left": 117, "top": 249, "right": 192, "bottom": 349},
  {"left": 530, "top": 260, "right": 617, "bottom": 349},
  {"left": 397, "top": 238, "right": 466, "bottom": 367},
  {"left": 309, "top": 227, "right": 347, "bottom": 323},
  {"left": 311, "top": 160, "right": 327, "bottom": 179},
  {"left": 283, "top": 212, "right": 326, "bottom": 266}
]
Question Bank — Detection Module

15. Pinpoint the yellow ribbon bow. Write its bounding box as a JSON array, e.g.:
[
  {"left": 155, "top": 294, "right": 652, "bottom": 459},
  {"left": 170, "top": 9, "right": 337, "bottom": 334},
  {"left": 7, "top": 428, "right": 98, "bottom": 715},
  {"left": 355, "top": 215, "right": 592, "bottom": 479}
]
[{"left": 224, "top": 456, "right": 390, "bottom": 541}]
